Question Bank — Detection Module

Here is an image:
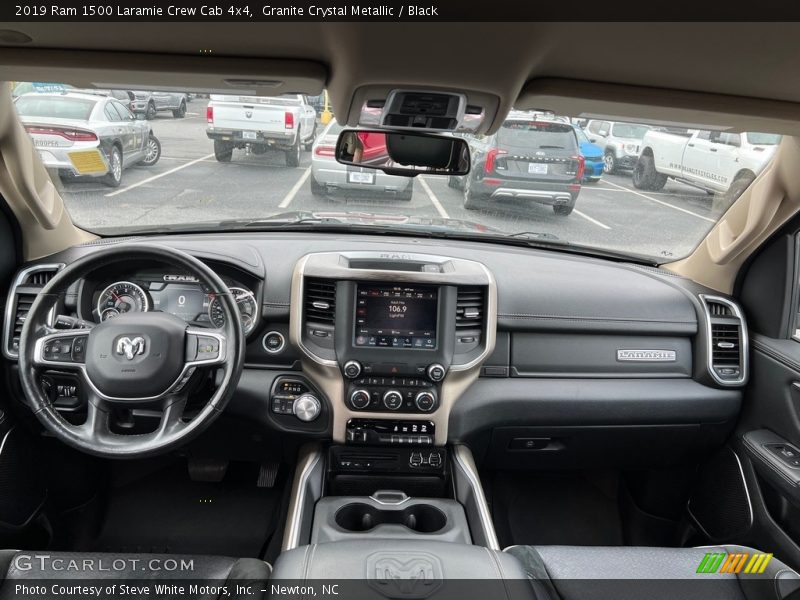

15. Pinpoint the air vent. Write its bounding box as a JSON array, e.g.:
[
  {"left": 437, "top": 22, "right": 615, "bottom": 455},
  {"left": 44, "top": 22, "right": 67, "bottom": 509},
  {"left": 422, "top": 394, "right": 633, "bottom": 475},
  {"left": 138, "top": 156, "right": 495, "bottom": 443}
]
[
  {"left": 303, "top": 278, "right": 336, "bottom": 324},
  {"left": 456, "top": 287, "right": 486, "bottom": 336},
  {"left": 701, "top": 296, "right": 747, "bottom": 386},
  {"left": 707, "top": 302, "right": 733, "bottom": 317},
  {"left": 3, "top": 264, "right": 63, "bottom": 359},
  {"left": 27, "top": 270, "right": 56, "bottom": 287}
]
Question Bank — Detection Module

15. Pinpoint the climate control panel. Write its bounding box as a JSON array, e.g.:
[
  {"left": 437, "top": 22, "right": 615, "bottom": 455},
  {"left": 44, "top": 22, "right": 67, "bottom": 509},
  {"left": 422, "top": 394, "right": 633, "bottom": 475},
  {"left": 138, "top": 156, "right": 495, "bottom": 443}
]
[{"left": 347, "top": 376, "right": 438, "bottom": 414}]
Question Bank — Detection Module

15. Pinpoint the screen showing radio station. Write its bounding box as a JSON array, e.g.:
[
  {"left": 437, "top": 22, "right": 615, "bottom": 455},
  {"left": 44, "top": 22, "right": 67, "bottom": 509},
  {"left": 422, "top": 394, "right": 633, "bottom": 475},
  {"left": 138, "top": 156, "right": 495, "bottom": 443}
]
[{"left": 354, "top": 285, "right": 438, "bottom": 349}]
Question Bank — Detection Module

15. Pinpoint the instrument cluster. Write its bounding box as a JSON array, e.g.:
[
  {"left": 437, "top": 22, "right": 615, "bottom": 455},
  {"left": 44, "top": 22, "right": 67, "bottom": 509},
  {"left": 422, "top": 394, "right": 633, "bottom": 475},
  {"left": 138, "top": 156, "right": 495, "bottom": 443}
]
[{"left": 88, "top": 272, "right": 259, "bottom": 335}]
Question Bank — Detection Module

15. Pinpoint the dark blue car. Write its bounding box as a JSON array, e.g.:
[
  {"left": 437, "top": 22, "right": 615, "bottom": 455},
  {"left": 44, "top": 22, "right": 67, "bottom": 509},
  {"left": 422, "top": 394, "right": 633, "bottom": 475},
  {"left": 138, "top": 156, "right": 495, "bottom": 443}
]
[{"left": 574, "top": 126, "right": 603, "bottom": 182}]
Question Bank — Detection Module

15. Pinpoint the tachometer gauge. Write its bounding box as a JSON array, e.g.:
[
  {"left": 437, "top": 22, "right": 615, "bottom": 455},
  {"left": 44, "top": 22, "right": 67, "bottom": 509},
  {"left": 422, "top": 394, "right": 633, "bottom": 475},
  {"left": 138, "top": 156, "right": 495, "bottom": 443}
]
[
  {"left": 208, "top": 287, "right": 258, "bottom": 335},
  {"left": 97, "top": 281, "right": 150, "bottom": 320}
]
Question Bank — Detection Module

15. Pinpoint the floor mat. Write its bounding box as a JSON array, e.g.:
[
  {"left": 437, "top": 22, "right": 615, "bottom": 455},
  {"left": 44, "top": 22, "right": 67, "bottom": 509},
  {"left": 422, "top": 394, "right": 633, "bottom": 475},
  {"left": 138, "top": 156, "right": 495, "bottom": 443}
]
[
  {"left": 83, "top": 462, "right": 282, "bottom": 558},
  {"left": 490, "top": 471, "right": 623, "bottom": 548}
]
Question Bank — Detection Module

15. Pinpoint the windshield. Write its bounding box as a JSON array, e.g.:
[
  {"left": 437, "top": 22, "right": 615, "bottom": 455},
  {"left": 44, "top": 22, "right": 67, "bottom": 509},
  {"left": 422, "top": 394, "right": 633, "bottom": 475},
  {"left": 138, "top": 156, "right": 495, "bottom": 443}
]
[
  {"left": 574, "top": 128, "right": 591, "bottom": 145},
  {"left": 746, "top": 132, "right": 782, "bottom": 145},
  {"left": 496, "top": 121, "right": 578, "bottom": 150},
  {"left": 611, "top": 123, "right": 650, "bottom": 139},
  {"left": 15, "top": 95, "right": 96, "bottom": 120},
  {"left": 16, "top": 83, "right": 783, "bottom": 263}
]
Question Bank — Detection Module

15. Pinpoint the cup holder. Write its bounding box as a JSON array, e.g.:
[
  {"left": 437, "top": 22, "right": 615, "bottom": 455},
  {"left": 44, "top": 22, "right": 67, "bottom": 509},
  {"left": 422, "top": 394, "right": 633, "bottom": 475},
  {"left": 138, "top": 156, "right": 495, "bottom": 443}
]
[{"left": 335, "top": 502, "right": 447, "bottom": 534}]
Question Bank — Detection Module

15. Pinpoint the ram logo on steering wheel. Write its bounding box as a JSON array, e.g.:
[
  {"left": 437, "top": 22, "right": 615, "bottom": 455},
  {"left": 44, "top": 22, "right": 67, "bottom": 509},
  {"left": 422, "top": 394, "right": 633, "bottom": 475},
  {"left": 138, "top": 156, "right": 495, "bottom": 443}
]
[{"left": 115, "top": 336, "right": 146, "bottom": 360}]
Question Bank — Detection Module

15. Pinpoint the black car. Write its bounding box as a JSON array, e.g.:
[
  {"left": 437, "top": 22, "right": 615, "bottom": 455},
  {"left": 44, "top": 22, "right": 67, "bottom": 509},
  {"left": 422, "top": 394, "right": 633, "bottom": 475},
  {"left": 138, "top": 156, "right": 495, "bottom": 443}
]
[{"left": 450, "top": 118, "right": 585, "bottom": 216}]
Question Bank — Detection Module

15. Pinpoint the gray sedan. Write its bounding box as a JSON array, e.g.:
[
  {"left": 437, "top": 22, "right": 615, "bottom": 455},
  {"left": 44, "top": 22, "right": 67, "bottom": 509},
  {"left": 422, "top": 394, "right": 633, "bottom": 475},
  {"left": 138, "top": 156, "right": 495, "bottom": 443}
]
[
  {"left": 310, "top": 120, "right": 413, "bottom": 200},
  {"left": 15, "top": 92, "right": 161, "bottom": 188}
]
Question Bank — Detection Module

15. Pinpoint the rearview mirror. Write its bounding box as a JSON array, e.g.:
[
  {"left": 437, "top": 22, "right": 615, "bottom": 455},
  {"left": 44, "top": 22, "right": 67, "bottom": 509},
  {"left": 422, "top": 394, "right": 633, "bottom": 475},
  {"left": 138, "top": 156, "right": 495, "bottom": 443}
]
[{"left": 335, "top": 129, "right": 470, "bottom": 177}]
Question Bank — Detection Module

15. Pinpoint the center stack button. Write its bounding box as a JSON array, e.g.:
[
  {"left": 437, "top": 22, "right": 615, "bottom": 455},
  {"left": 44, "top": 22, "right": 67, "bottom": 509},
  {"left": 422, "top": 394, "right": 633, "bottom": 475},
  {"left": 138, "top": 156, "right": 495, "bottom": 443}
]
[{"left": 382, "top": 390, "right": 403, "bottom": 411}]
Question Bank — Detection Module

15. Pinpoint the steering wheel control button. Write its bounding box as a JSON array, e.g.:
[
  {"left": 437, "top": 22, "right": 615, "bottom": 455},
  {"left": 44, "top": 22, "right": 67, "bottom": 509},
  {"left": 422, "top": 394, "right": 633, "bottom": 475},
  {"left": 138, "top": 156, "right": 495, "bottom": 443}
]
[
  {"left": 195, "top": 335, "right": 221, "bottom": 360},
  {"left": 414, "top": 391, "right": 436, "bottom": 412},
  {"left": 382, "top": 390, "right": 404, "bottom": 411},
  {"left": 262, "top": 331, "right": 285, "bottom": 354},
  {"left": 71, "top": 337, "right": 87, "bottom": 362},
  {"left": 426, "top": 363, "right": 446, "bottom": 382},
  {"left": 350, "top": 389, "right": 371, "bottom": 410},
  {"left": 343, "top": 360, "right": 362, "bottom": 379},
  {"left": 293, "top": 394, "right": 321, "bottom": 422}
]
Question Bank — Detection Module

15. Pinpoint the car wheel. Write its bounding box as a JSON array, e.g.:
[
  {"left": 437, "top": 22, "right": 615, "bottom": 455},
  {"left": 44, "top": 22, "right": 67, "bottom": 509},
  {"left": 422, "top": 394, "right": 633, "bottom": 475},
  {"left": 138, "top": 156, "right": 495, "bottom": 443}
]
[
  {"left": 214, "top": 140, "right": 233, "bottom": 162},
  {"left": 145, "top": 102, "right": 156, "bottom": 120},
  {"left": 102, "top": 146, "right": 123, "bottom": 188},
  {"left": 140, "top": 134, "right": 161, "bottom": 167},
  {"left": 285, "top": 138, "right": 301, "bottom": 167},
  {"left": 602, "top": 152, "right": 617, "bottom": 174},
  {"left": 303, "top": 124, "right": 316, "bottom": 151},
  {"left": 310, "top": 176, "right": 326, "bottom": 196},
  {"left": 172, "top": 101, "right": 186, "bottom": 118},
  {"left": 397, "top": 184, "right": 413, "bottom": 201},
  {"left": 448, "top": 175, "right": 465, "bottom": 190},
  {"left": 632, "top": 154, "right": 668, "bottom": 191},
  {"left": 553, "top": 203, "right": 575, "bottom": 216},
  {"left": 714, "top": 174, "right": 755, "bottom": 214},
  {"left": 463, "top": 177, "right": 482, "bottom": 210}
]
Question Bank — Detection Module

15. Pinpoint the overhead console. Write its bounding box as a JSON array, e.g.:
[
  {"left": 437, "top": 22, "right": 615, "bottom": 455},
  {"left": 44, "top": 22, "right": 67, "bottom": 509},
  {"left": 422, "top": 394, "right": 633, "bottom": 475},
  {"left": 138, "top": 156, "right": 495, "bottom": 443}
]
[{"left": 289, "top": 252, "right": 497, "bottom": 446}]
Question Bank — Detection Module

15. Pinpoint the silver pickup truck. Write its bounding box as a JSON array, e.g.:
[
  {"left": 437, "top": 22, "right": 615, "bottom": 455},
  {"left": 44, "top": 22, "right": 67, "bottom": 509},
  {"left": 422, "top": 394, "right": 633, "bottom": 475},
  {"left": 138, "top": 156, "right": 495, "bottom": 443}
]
[
  {"left": 130, "top": 91, "right": 188, "bottom": 119},
  {"left": 205, "top": 94, "right": 317, "bottom": 167}
]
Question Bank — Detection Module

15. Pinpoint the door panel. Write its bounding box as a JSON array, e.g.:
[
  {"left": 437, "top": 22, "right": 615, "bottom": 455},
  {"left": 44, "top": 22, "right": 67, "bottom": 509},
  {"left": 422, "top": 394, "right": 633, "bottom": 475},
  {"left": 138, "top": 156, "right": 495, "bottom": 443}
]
[{"left": 735, "top": 229, "right": 800, "bottom": 571}]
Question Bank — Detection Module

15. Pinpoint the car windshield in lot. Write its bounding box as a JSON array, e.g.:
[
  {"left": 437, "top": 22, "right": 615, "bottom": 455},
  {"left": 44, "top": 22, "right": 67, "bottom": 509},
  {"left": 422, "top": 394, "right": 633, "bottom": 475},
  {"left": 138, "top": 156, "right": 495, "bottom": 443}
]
[
  {"left": 612, "top": 123, "right": 650, "bottom": 139},
  {"left": 15, "top": 95, "right": 96, "bottom": 120},
  {"left": 14, "top": 83, "right": 783, "bottom": 263}
]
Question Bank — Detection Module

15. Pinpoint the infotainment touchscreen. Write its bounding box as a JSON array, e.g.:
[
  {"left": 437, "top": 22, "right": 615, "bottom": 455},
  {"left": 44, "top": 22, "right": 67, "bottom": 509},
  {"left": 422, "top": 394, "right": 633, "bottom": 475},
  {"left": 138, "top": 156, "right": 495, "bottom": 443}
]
[{"left": 354, "top": 285, "right": 438, "bottom": 349}]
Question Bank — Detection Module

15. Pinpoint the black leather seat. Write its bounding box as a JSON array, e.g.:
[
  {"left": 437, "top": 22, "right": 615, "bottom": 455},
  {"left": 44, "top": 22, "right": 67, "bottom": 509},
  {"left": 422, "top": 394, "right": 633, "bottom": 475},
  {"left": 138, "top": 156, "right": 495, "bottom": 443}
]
[
  {"left": 0, "top": 550, "right": 270, "bottom": 600},
  {"left": 506, "top": 545, "right": 800, "bottom": 600}
]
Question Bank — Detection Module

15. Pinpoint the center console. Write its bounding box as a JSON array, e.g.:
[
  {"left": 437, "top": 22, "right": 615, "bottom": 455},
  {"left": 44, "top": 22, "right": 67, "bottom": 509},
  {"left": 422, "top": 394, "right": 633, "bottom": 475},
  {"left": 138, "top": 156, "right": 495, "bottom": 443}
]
[
  {"left": 289, "top": 251, "right": 497, "bottom": 446},
  {"left": 279, "top": 253, "right": 500, "bottom": 579}
]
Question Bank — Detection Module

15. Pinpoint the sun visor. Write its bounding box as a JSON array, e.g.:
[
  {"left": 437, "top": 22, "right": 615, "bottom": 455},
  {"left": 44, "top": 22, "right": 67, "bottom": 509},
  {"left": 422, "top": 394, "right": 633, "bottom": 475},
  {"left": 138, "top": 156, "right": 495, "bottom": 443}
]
[
  {"left": 0, "top": 48, "right": 327, "bottom": 96},
  {"left": 516, "top": 78, "right": 800, "bottom": 136}
]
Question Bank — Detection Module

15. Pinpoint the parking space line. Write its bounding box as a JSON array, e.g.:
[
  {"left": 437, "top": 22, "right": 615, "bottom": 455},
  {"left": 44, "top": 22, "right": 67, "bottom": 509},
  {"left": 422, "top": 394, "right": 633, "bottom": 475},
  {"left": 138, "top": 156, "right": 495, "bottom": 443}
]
[
  {"left": 278, "top": 167, "right": 311, "bottom": 208},
  {"left": 573, "top": 209, "right": 611, "bottom": 230},
  {"left": 105, "top": 153, "right": 215, "bottom": 197},
  {"left": 602, "top": 179, "right": 715, "bottom": 223},
  {"left": 419, "top": 177, "right": 450, "bottom": 219}
]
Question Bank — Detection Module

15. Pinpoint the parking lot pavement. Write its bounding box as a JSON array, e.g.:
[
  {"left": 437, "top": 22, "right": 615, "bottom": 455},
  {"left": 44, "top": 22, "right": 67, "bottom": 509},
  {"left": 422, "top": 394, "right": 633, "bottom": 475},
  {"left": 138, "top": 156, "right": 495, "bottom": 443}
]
[{"left": 57, "top": 108, "right": 722, "bottom": 260}]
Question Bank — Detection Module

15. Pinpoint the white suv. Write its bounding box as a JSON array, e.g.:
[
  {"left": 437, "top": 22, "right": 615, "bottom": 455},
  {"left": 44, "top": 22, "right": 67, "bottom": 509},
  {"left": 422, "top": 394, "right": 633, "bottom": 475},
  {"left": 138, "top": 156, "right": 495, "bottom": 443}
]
[{"left": 584, "top": 120, "right": 652, "bottom": 174}]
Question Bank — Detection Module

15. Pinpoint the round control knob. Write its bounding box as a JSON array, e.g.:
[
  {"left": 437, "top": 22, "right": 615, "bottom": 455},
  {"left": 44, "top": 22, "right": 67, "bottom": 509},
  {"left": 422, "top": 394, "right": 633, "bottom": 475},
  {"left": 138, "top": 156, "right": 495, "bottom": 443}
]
[
  {"left": 343, "top": 360, "right": 362, "bottom": 379},
  {"left": 382, "top": 390, "right": 404, "bottom": 411},
  {"left": 427, "top": 363, "right": 446, "bottom": 382},
  {"left": 350, "top": 389, "right": 371, "bottom": 410},
  {"left": 414, "top": 391, "right": 436, "bottom": 413},
  {"left": 293, "top": 394, "right": 321, "bottom": 422}
]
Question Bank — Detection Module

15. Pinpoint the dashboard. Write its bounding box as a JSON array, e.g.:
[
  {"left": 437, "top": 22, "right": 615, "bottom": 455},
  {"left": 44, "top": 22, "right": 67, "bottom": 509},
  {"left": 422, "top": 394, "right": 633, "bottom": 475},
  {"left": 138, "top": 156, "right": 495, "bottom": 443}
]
[{"left": 2, "top": 232, "right": 747, "bottom": 469}]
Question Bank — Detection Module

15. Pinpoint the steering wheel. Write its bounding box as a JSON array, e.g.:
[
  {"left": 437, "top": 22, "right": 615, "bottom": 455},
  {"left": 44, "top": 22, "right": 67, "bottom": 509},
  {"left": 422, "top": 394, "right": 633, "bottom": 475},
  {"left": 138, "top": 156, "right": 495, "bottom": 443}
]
[{"left": 17, "top": 244, "right": 245, "bottom": 459}]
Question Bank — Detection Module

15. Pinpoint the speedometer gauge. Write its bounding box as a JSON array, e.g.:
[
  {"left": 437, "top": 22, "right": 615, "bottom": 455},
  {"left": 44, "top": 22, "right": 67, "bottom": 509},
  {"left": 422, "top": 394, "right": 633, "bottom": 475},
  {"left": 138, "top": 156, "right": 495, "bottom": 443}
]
[
  {"left": 97, "top": 281, "right": 150, "bottom": 320},
  {"left": 208, "top": 287, "right": 258, "bottom": 335}
]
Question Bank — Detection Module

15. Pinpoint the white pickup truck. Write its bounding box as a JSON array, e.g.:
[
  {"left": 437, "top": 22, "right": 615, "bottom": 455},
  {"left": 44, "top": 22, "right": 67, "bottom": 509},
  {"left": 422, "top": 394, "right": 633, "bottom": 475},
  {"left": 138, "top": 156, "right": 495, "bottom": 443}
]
[
  {"left": 206, "top": 94, "right": 317, "bottom": 167},
  {"left": 633, "top": 129, "right": 780, "bottom": 197}
]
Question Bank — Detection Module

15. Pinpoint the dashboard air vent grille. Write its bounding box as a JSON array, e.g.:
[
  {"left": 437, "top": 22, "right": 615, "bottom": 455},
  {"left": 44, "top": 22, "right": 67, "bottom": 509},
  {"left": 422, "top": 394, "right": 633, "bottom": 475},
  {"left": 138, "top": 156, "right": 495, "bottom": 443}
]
[
  {"left": 4, "top": 264, "right": 63, "bottom": 359},
  {"left": 456, "top": 286, "right": 485, "bottom": 331},
  {"left": 701, "top": 296, "right": 747, "bottom": 386},
  {"left": 304, "top": 278, "right": 336, "bottom": 324}
]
